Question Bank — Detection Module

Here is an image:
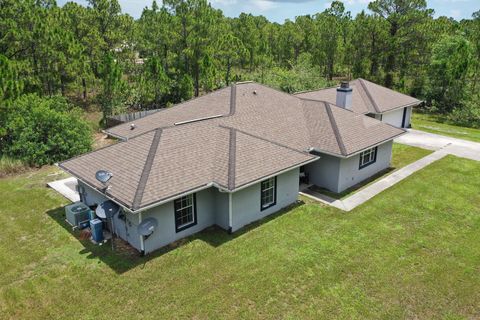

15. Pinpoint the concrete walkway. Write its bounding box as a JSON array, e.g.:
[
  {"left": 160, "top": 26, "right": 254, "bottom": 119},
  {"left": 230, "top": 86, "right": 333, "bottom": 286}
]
[
  {"left": 47, "top": 177, "right": 80, "bottom": 202},
  {"left": 395, "top": 129, "right": 480, "bottom": 161},
  {"left": 301, "top": 150, "right": 448, "bottom": 211},
  {"left": 301, "top": 129, "right": 480, "bottom": 211}
]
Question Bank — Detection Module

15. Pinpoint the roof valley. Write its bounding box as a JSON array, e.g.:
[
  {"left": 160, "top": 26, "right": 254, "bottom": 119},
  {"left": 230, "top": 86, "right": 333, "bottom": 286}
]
[
  {"left": 324, "top": 103, "right": 347, "bottom": 156},
  {"left": 132, "top": 128, "right": 163, "bottom": 210}
]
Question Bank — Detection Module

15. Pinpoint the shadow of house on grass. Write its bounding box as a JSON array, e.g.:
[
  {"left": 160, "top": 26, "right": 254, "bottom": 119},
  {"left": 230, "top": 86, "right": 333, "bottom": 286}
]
[{"left": 46, "top": 201, "right": 305, "bottom": 274}]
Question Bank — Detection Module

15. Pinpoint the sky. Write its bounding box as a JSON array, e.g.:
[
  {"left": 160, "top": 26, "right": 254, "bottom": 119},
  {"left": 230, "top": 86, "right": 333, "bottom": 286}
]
[{"left": 57, "top": 0, "right": 479, "bottom": 22}]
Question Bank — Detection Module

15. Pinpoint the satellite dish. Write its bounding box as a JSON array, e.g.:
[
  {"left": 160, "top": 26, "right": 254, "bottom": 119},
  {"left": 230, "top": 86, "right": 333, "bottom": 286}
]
[
  {"left": 96, "top": 200, "right": 120, "bottom": 219},
  {"left": 138, "top": 218, "right": 158, "bottom": 237},
  {"left": 95, "top": 170, "right": 113, "bottom": 184}
]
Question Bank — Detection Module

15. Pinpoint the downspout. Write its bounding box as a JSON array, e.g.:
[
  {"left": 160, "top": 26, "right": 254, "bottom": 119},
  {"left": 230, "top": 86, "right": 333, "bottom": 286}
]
[
  {"left": 139, "top": 211, "right": 145, "bottom": 255},
  {"left": 228, "top": 193, "right": 233, "bottom": 234}
]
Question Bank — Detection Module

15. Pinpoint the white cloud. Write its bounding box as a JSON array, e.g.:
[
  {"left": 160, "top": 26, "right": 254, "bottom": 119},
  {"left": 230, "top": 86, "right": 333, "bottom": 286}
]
[
  {"left": 210, "top": 0, "right": 239, "bottom": 5},
  {"left": 252, "top": 0, "right": 278, "bottom": 11},
  {"left": 324, "top": 0, "right": 371, "bottom": 9},
  {"left": 343, "top": 0, "right": 371, "bottom": 4},
  {"left": 211, "top": 0, "right": 279, "bottom": 12},
  {"left": 450, "top": 9, "right": 462, "bottom": 18}
]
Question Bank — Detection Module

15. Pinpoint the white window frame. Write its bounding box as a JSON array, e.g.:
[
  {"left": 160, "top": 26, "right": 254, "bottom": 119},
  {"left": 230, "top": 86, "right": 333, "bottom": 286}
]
[
  {"left": 174, "top": 194, "right": 196, "bottom": 232},
  {"left": 359, "top": 146, "right": 377, "bottom": 169},
  {"left": 260, "top": 177, "right": 276, "bottom": 210}
]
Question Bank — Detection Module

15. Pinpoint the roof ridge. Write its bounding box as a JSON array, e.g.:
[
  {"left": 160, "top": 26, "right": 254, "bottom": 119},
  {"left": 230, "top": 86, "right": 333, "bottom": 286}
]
[
  {"left": 132, "top": 128, "right": 163, "bottom": 210},
  {"left": 324, "top": 103, "right": 347, "bottom": 156},
  {"left": 221, "top": 125, "right": 314, "bottom": 157},
  {"left": 104, "top": 85, "right": 232, "bottom": 136},
  {"left": 227, "top": 128, "right": 236, "bottom": 190},
  {"left": 358, "top": 78, "right": 381, "bottom": 113},
  {"left": 293, "top": 83, "right": 338, "bottom": 95}
]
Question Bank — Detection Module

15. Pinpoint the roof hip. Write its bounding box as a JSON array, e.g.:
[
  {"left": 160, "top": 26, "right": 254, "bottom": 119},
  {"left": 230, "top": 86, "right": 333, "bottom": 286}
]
[
  {"left": 358, "top": 78, "right": 381, "bottom": 113},
  {"left": 132, "top": 128, "right": 163, "bottom": 210}
]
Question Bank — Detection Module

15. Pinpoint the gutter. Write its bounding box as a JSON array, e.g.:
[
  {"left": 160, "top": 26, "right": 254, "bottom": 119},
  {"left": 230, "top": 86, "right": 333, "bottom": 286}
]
[
  {"left": 57, "top": 163, "right": 136, "bottom": 214},
  {"left": 368, "top": 101, "right": 423, "bottom": 115},
  {"left": 308, "top": 131, "right": 407, "bottom": 159},
  {"left": 227, "top": 157, "right": 319, "bottom": 193},
  {"left": 133, "top": 182, "right": 228, "bottom": 213}
]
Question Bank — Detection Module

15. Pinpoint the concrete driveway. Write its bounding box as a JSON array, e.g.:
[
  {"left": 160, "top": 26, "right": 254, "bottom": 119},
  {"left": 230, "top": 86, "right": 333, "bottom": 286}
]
[{"left": 395, "top": 129, "right": 480, "bottom": 161}]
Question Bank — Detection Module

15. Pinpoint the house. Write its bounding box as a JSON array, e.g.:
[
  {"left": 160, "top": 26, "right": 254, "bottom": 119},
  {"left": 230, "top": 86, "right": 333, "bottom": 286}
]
[
  {"left": 59, "top": 80, "right": 407, "bottom": 254},
  {"left": 295, "top": 78, "right": 422, "bottom": 128}
]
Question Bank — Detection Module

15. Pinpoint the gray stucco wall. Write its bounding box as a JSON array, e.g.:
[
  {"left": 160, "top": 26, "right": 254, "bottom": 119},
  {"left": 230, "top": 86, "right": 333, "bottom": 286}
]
[
  {"left": 382, "top": 107, "right": 412, "bottom": 128},
  {"left": 231, "top": 168, "right": 299, "bottom": 232},
  {"left": 337, "top": 140, "right": 393, "bottom": 192},
  {"left": 74, "top": 169, "right": 300, "bottom": 254},
  {"left": 404, "top": 106, "right": 412, "bottom": 127},
  {"left": 77, "top": 181, "right": 142, "bottom": 249},
  {"left": 77, "top": 181, "right": 107, "bottom": 207},
  {"left": 304, "top": 155, "right": 340, "bottom": 192},
  {"left": 369, "top": 106, "right": 412, "bottom": 128},
  {"left": 305, "top": 141, "right": 393, "bottom": 193},
  {"left": 141, "top": 187, "right": 217, "bottom": 254},
  {"left": 382, "top": 108, "right": 404, "bottom": 127},
  {"left": 214, "top": 190, "right": 229, "bottom": 230}
]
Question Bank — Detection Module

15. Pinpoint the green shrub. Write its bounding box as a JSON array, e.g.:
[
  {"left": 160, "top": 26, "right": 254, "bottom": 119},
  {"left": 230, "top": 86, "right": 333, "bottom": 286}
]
[
  {"left": 238, "top": 53, "right": 333, "bottom": 93},
  {"left": 447, "top": 98, "right": 480, "bottom": 129},
  {"left": 1, "top": 94, "right": 92, "bottom": 166}
]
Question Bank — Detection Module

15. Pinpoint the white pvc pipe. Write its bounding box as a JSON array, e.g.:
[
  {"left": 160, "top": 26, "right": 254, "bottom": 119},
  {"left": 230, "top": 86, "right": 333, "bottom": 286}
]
[{"left": 228, "top": 193, "right": 233, "bottom": 232}]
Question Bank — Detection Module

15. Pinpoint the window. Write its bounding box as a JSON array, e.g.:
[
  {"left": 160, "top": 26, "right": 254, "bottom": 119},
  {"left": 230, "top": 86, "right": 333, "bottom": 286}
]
[
  {"left": 260, "top": 177, "right": 277, "bottom": 210},
  {"left": 359, "top": 147, "right": 378, "bottom": 169},
  {"left": 174, "top": 194, "right": 197, "bottom": 232}
]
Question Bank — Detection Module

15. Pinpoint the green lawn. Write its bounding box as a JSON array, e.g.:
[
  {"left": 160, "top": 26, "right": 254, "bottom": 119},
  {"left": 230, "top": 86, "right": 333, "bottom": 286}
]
[
  {"left": 1, "top": 156, "right": 480, "bottom": 319},
  {"left": 315, "top": 143, "right": 433, "bottom": 199},
  {"left": 412, "top": 112, "right": 480, "bottom": 143}
]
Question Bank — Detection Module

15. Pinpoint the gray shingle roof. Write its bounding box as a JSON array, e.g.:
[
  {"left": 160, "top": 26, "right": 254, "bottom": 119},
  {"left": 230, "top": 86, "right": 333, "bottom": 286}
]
[
  {"left": 295, "top": 78, "right": 422, "bottom": 114},
  {"left": 60, "top": 81, "right": 406, "bottom": 211}
]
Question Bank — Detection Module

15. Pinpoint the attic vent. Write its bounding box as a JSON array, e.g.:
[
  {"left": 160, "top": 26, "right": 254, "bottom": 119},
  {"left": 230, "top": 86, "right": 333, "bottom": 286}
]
[
  {"left": 174, "top": 114, "right": 223, "bottom": 126},
  {"left": 253, "top": 90, "right": 257, "bottom": 95},
  {"left": 130, "top": 123, "right": 136, "bottom": 130}
]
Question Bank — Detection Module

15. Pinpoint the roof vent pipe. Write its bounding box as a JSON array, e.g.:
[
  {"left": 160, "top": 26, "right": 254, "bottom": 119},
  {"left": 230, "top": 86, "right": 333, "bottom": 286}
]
[{"left": 336, "top": 81, "right": 352, "bottom": 110}]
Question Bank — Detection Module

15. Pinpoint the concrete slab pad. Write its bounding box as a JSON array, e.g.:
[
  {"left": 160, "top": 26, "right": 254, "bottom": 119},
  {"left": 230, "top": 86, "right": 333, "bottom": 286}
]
[
  {"left": 396, "top": 129, "right": 480, "bottom": 161},
  {"left": 47, "top": 177, "right": 79, "bottom": 202}
]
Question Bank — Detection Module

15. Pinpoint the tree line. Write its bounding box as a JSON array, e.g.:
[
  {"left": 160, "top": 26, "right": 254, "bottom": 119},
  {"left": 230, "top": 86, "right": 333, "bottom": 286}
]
[{"left": 0, "top": 0, "right": 479, "bottom": 166}]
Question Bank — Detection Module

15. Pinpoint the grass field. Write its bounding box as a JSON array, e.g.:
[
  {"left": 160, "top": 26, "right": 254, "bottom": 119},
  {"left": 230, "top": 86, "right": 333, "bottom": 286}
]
[
  {"left": 412, "top": 112, "right": 480, "bottom": 143},
  {"left": 1, "top": 156, "right": 480, "bottom": 319},
  {"left": 316, "top": 143, "right": 433, "bottom": 199}
]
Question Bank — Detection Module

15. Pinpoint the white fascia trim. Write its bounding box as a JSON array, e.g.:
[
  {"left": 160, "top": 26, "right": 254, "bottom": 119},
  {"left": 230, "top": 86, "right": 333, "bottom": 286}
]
[
  {"left": 56, "top": 164, "right": 136, "bottom": 214},
  {"left": 134, "top": 183, "right": 217, "bottom": 213},
  {"left": 369, "top": 101, "right": 423, "bottom": 115},
  {"left": 227, "top": 157, "right": 319, "bottom": 193},
  {"left": 345, "top": 134, "right": 406, "bottom": 158},
  {"left": 309, "top": 133, "right": 406, "bottom": 159},
  {"left": 308, "top": 147, "right": 348, "bottom": 159},
  {"left": 60, "top": 158, "right": 320, "bottom": 215}
]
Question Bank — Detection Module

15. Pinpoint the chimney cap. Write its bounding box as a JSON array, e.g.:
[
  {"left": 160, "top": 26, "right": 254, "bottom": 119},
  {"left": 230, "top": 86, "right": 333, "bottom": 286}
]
[{"left": 340, "top": 81, "right": 350, "bottom": 88}]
